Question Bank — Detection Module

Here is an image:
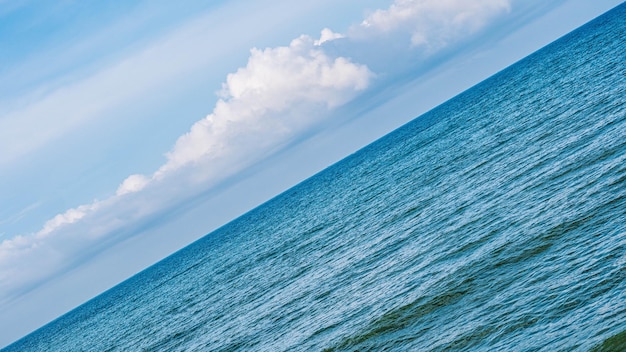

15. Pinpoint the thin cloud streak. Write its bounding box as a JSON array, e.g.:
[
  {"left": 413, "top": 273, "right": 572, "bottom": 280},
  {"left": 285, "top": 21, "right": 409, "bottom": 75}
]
[{"left": 0, "top": 11, "right": 235, "bottom": 167}]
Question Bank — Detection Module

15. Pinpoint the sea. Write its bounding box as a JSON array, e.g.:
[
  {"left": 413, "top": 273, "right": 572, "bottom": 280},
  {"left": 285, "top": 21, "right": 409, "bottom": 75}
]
[{"left": 4, "top": 4, "right": 625, "bottom": 352}]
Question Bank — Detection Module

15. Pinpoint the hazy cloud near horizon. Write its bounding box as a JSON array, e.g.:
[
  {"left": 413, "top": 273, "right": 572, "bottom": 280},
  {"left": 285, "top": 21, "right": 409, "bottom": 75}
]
[{"left": 0, "top": 0, "right": 513, "bottom": 303}]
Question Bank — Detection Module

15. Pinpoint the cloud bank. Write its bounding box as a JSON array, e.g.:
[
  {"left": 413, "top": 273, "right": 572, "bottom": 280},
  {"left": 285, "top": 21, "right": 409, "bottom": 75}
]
[{"left": 0, "top": 0, "right": 512, "bottom": 302}]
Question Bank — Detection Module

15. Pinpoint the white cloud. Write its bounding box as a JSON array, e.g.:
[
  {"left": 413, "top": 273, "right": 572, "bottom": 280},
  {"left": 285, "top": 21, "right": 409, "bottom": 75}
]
[
  {"left": 116, "top": 174, "right": 150, "bottom": 196},
  {"left": 36, "top": 203, "right": 101, "bottom": 238},
  {"left": 0, "top": 0, "right": 515, "bottom": 305},
  {"left": 158, "top": 34, "right": 371, "bottom": 176},
  {"left": 315, "top": 28, "right": 345, "bottom": 45},
  {"left": 0, "top": 0, "right": 346, "bottom": 168},
  {"left": 0, "top": 31, "right": 372, "bottom": 300},
  {"left": 355, "top": 0, "right": 511, "bottom": 50},
  {"left": 0, "top": 201, "right": 101, "bottom": 276}
]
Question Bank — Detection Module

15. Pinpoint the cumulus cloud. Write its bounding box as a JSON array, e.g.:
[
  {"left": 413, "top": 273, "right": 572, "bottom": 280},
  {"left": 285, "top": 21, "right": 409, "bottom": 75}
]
[
  {"left": 116, "top": 174, "right": 150, "bottom": 196},
  {"left": 0, "top": 201, "right": 99, "bottom": 300},
  {"left": 157, "top": 34, "right": 371, "bottom": 175},
  {"left": 0, "top": 0, "right": 515, "bottom": 303},
  {"left": 354, "top": 0, "right": 511, "bottom": 50},
  {"left": 0, "top": 31, "right": 372, "bottom": 300},
  {"left": 315, "top": 28, "right": 345, "bottom": 45},
  {"left": 37, "top": 202, "right": 102, "bottom": 238}
]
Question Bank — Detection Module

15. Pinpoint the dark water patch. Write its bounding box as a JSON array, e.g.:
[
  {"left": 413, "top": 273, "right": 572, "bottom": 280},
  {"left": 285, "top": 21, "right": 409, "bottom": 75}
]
[
  {"left": 590, "top": 329, "right": 626, "bottom": 352},
  {"left": 326, "top": 278, "right": 477, "bottom": 351}
]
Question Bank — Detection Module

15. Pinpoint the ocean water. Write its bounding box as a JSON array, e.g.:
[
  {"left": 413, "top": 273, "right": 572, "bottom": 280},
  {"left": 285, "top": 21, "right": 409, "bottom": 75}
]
[{"left": 4, "top": 4, "right": 625, "bottom": 352}]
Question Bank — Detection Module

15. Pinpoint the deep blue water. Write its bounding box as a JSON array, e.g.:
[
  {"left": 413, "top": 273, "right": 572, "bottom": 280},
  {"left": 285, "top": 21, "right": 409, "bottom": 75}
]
[{"left": 4, "top": 4, "right": 625, "bottom": 352}]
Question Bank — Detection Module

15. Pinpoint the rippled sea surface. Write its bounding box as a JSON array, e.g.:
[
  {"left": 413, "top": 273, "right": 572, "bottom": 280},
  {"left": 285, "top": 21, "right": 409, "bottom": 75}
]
[{"left": 5, "top": 4, "right": 625, "bottom": 352}]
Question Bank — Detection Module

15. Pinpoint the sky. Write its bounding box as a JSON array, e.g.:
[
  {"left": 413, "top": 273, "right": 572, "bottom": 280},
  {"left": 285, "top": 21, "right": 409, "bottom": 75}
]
[{"left": 0, "top": 0, "right": 622, "bottom": 347}]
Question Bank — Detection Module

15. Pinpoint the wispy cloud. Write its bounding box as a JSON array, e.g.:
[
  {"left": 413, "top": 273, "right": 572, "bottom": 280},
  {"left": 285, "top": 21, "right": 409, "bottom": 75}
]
[
  {"left": 0, "top": 10, "right": 232, "bottom": 167},
  {"left": 0, "top": 0, "right": 513, "bottom": 303},
  {"left": 0, "top": 202, "right": 43, "bottom": 227}
]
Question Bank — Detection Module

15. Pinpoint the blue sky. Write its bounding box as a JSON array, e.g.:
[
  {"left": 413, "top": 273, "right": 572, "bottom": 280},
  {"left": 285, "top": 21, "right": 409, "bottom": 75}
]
[{"left": 0, "top": 0, "right": 622, "bottom": 347}]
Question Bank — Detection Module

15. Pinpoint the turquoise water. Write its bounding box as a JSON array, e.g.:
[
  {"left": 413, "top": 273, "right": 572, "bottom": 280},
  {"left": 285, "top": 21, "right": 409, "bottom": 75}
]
[{"left": 4, "top": 4, "right": 625, "bottom": 352}]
